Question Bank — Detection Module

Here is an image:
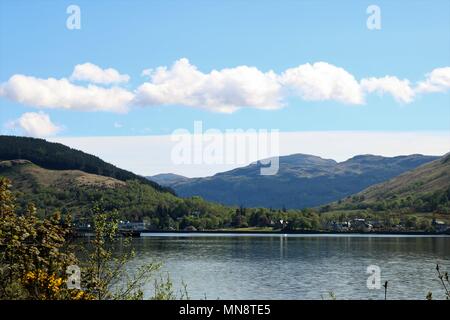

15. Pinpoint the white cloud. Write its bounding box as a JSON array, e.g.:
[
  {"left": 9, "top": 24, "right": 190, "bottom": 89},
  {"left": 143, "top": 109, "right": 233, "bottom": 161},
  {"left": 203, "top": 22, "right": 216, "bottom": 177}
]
[
  {"left": 280, "top": 62, "right": 364, "bottom": 104},
  {"left": 360, "top": 76, "right": 415, "bottom": 103},
  {"left": 136, "top": 60, "right": 423, "bottom": 110},
  {"left": 0, "top": 75, "right": 133, "bottom": 113},
  {"left": 416, "top": 67, "right": 450, "bottom": 93},
  {"left": 7, "top": 112, "right": 61, "bottom": 138},
  {"left": 70, "top": 62, "right": 130, "bottom": 84},
  {"left": 134, "top": 58, "right": 283, "bottom": 113},
  {"left": 114, "top": 122, "right": 123, "bottom": 128},
  {"left": 1, "top": 60, "right": 449, "bottom": 114}
]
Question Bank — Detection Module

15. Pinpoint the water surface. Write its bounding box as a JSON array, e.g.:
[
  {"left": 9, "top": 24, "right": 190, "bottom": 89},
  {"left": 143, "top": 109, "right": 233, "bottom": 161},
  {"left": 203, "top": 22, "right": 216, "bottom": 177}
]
[{"left": 126, "top": 234, "right": 450, "bottom": 300}]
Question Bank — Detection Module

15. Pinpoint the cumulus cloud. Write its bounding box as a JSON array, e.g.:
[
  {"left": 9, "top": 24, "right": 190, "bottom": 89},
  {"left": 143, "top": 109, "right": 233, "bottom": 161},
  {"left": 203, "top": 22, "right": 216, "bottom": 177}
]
[
  {"left": 1, "top": 60, "right": 449, "bottom": 114},
  {"left": 70, "top": 62, "right": 130, "bottom": 84},
  {"left": 134, "top": 58, "right": 282, "bottom": 113},
  {"left": 415, "top": 67, "right": 450, "bottom": 93},
  {"left": 360, "top": 76, "right": 415, "bottom": 103},
  {"left": 7, "top": 112, "right": 61, "bottom": 138},
  {"left": 135, "top": 59, "right": 433, "bottom": 110},
  {"left": 0, "top": 75, "right": 133, "bottom": 113},
  {"left": 280, "top": 62, "right": 364, "bottom": 105}
]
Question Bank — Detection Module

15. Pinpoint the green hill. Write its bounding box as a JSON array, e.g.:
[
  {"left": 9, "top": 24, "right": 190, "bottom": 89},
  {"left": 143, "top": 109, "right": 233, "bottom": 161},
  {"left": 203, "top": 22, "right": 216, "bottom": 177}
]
[
  {"left": 0, "top": 159, "right": 232, "bottom": 230},
  {"left": 0, "top": 135, "right": 173, "bottom": 194},
  {"left": 333, "top": 153, "right": 450, "bottom": 213},
  {"left": 356, "top": 153, "right": 450, "bottom": 201}
]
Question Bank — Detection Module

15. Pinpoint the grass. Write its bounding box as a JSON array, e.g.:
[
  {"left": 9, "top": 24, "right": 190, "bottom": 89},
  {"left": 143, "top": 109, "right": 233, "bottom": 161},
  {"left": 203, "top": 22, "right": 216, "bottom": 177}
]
[{"left": 0, "top": 160, "right": 126, "bottom": 189}]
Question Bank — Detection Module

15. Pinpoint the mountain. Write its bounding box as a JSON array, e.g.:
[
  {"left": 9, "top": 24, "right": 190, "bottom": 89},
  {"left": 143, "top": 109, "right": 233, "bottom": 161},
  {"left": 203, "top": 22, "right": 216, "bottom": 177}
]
[
  {"left": 160, "top": 153, "right": 439, "bottom": 209},
  {"left": 1, "top": 135, "right": 447, "bottom": 231},
  {"left": 0, "top": 135, "right": 172, "bottom": 193},
  {"left": 347, "top": 153, "right": 450, "bottom": 205},
  {"left": 148, "top": 173, "right": 189, "bottom": 186}
]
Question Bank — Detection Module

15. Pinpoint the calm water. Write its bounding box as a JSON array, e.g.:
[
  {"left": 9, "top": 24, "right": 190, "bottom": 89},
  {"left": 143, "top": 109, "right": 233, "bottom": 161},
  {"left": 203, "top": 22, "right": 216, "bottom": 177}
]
[{"left": 124, "top": 234, "right": 450, "bottom": 300}]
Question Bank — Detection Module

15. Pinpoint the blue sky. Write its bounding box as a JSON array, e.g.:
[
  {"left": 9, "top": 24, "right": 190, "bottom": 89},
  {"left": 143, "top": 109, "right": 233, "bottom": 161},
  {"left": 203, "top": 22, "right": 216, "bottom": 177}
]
[
  {"left": 1, "top": 0, "right": 449, "bottom": 135},
  {"left": 0, "top": 1, "right": 449, "bottom": 176}
]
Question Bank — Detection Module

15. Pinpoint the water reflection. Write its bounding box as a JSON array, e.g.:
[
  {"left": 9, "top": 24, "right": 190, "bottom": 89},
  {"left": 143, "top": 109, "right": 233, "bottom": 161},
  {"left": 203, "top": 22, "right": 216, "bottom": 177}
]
[{"left": 125, "top": 234, "right": 450, "bottom": 300}]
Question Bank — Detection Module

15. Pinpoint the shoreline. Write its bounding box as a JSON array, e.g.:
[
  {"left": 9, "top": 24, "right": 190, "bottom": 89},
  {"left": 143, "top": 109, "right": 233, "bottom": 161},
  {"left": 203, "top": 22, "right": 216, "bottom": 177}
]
[
  {"left": 73, "top": 228, "right": 450, "bottom": 237},
  {"left": 72, "top": 229, "right": 450, "bottom": 237},
  {"left": 139, "top": 230, "right": 450, "bottom": 236}
]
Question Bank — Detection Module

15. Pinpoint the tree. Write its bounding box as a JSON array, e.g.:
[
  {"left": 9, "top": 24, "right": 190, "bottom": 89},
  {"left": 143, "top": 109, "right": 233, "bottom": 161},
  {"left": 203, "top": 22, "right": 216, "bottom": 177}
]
[
  {"left": 232, "top": 208, "right": 247, "bottom": 227},
  {"left": 0, "top": 177, "right": 185, "bottom": 300},
  {"left": 81, "top": 206, "right": 160, "bottom": 299},
  {"left": 0, "top": 177, "right": 82, "bottom": 299}
]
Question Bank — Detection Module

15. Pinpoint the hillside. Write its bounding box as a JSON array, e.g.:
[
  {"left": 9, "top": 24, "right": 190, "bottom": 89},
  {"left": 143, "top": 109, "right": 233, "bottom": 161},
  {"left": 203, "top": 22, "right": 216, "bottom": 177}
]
[
  {"left": 160, "top": 153, "right": 439, "bottom": 209},
  {"left": 0, "top": 135, "right": 172, "bottom": 193},
  {"left": 0, "top": 159, "right": 126, "bottom": 189},
  {"left": 1, "top": 153, "right": 448, "bottom": 232},
  {"left": 0, "top": 159, "right": 232, "bottom": 229},
  {"left": 336, "top": 153, "right": 450, "bottom": 211}
]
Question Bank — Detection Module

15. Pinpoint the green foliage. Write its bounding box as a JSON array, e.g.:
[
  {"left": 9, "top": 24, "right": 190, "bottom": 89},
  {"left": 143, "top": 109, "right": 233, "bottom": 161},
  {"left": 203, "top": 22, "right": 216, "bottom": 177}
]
[
  {"left": 152, "top": 274, "right": 189, "bottom": 300},
  {"left": 337, "top": 187, "right": 450, "bottom": 215},
  {"left": 0, "top": 177, "right": 79, "bottom": 299},
  {"left": 80, "top": 206, "right": 168, "bottom": 300},
  {"left": 1, "top": 165, "right": 235, "bottom": 230},
  {"left": 0, "top": 177, "right": 185, "bottom": 300}
]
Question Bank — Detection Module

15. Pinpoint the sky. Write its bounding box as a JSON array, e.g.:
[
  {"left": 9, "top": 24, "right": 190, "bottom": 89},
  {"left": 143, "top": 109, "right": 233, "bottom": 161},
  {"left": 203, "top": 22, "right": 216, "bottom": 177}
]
[{"left": 0, "top": 0, "right": 449, "bottom": 176}]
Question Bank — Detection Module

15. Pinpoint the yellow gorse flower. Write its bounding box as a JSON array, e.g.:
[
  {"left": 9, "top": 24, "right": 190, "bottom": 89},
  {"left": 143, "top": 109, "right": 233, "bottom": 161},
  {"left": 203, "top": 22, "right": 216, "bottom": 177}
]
[
  {"left": 23, "top": 270, "right": 64, "bottom": 295},
  {"left": 71, "top": 290, "right": 95, "bottom": 300},
  {"left": 22, "top": 269, "right": 95, "bottom": 300}
]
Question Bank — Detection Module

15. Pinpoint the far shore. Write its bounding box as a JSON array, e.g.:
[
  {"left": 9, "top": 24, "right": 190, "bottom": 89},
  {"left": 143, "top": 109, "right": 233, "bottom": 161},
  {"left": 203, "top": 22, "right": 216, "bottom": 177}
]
[
  {"left": 138, "top": 229, "right": 450, "bottom": 236},
  {"left": 73, "top": 226, "right": 450, "bottom": 237},
  {"left": 71, "top": 229, "right": 450, "bottom": 237}
]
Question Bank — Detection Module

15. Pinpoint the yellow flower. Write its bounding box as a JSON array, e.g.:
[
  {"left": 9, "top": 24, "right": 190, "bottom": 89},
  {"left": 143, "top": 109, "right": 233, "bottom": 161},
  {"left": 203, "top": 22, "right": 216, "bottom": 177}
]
[
  {"left": 24, "top": 271, "right": 36, "bottom": 282},
  {"left": 70, "top": 290, "right": 94, "bottom": 300}
]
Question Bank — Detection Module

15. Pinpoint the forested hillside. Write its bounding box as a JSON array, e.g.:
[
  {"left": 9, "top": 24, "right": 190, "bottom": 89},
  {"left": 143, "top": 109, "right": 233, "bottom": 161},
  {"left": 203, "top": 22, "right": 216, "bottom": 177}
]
[
  {"left": 0, "top": 135, "right": 173, "bottom": 193},
  {"left": 331, "top": 153, "right": 450, "bottom": 214},
  {"left": 0, "top": 159, "right": 234, "bottom": 229}
]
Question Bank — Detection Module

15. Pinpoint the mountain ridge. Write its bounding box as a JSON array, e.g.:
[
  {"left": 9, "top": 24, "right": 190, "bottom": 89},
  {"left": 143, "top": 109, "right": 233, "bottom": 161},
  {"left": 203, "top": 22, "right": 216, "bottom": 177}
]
[
  {"left": 150, "top": 153, "right": 440, "bottom": 209},
  {"left": 1, "top": 136, "right": 448, "bottom": 231},
  {"left": 349, "top": 153, "right": 450, "bottom": 203}
]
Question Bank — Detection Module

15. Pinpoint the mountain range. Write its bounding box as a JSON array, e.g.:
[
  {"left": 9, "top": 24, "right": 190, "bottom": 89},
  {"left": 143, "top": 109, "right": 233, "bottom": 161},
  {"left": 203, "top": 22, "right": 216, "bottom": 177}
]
[
  {"left": 148, "top": 153, "right": 439, "bottom": 209},
  {"left": 0, "top": 135, "right": 448, "bottom": 230}
]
